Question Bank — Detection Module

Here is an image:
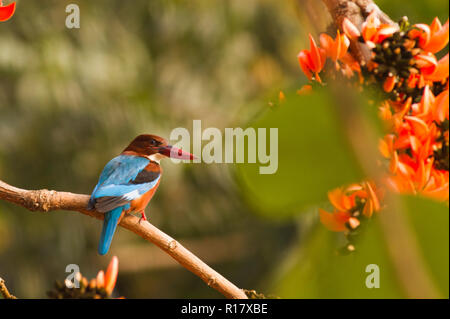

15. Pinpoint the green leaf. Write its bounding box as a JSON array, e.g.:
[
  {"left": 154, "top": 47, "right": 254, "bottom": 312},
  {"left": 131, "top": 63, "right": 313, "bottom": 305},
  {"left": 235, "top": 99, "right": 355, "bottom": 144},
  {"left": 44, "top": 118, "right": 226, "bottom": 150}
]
[
  {"left": 402, "top": 195, "right": 449, "bottom": 297},
  {"left": 236, "top": 90, "right": 363, "bottom": 218},
  {"left": 271, "top": 195, "right": 449, "bottom": 298}
]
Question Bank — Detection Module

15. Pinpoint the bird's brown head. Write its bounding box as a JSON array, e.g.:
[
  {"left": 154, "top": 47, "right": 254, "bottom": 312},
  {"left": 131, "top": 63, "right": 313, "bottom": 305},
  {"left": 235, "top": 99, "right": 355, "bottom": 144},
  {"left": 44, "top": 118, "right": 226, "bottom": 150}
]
[{"left": 122, "top": 134, "right": 196, "bottom": 161}]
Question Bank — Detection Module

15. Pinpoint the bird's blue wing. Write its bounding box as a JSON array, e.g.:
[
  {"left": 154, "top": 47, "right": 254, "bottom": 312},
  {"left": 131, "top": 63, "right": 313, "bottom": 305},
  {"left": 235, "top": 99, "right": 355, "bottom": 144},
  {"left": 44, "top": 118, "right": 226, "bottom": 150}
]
[
  {"left": 88, "top": 155, "right": 159, "bottom": 212},
  {"left": 93, "top": 179, "right": 160, "bottom": 212},
  {"left": 96, "top": 155, "right": 150, "bottom": 186}
]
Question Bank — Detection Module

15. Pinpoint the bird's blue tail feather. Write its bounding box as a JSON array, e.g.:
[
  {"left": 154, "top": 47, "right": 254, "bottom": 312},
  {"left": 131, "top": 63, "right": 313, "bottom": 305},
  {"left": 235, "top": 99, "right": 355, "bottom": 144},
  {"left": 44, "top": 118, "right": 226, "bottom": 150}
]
[{"left": 98, "top": 207, "right": 123, "bottom": 255}]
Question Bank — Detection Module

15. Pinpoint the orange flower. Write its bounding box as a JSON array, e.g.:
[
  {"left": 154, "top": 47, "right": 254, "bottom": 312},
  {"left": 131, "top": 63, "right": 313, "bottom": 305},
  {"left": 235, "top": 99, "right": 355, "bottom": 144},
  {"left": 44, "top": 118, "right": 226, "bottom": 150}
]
[
  {"left": 433, "top": 89, "right": 449, "bottom": 122},
  {"left": 379, "top": 134, "right": 396, "bottom": 158},
  {"left": 319, "top": 182, "right": 382, "bottom": 232},
  {"left": 342, "top": 17, "right": 361, "bottom": 40},
  {"left": 384, "top": 116, "right": 435, "bottom": 164},
  {"left": 411, "top": 85, "right": 436, "bottom": 120},
  {"left": 422, "top": 169, "right": 449, "bottom": 201},
  {"left": 319, "top": 209, "right": 352, "bottom": 232},
  {"left": 298, "top": 32, "right": 357, "bottom": 81},
  {"left": 379, "top": 82, "right": 448, "bottom": 200},
  {"left": 105, "top": 256, "right": 119, "bottom": 295},
  {"left": 298, "top": 34, "right": 326, "bottom": 82},
  {"left": 319, "top": 31, "right": 350, "bottom": 65},
  {"left": 409, "top": 18, "right": 449, "bottom": 53},
  {"left": 386, "top": 156, "right": 448, "bottom": 201},
  {"left": 343, "top": 11, "right": 397, "bottom": 47},
  {"left": 383, "top": 75, "right": 396, "bottom": 92},
  {"left": 96, "top": 270, "right": 105, "bottom": 288},
  {"left": 425, "top": 53, "right": 449, "bottom": 82},
  {"left": 361, "top": 11, "right": 381, "bottom": 44},
  {"left": 93, "top": 256, "right": 119, "bottom": 296},
  {"left": 414, "top": 52, "right": 438, "bottom": 76},
  {"left": 363, "top": 182, "right": 381, "bottom": 217},
  {"left": 0, "top": 0, "right": 15, "bottom": 22}
]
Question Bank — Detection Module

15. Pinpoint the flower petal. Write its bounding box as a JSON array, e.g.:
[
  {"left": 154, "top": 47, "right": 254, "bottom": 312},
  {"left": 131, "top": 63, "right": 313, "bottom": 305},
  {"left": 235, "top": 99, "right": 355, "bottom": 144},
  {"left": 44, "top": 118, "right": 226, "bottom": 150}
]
[
  {"left": 319, "top": 209, "right": 350, "bottom": 232},
  {"left": 328, "top": 188, "right": 352, "bottom": 211},
  {"left": 342, "top": 18, "right": 361, "bottom": 40},
  {"left": 105, "top": 256, "right": 119, "bottom": 295},
  {"left": 410, "top": 24, "right": 431, "bottom": 48},
  {"left": 425, "top": 53, "right": 449, "bottom": 82},
  {"left": 383, "top": 75, "right": 396, "bottom": 92},
  {"left": 309, "top": 34, "right": 323, "bottom": 72},
  {"left": 96, "top": 270, "right": 105, "bottom": 289},
  {"left": 424, "top": 19, "right": 449, "bottom": 53},
  {"left": 297, "top": 50, "right": 313, "bottom": 80}
]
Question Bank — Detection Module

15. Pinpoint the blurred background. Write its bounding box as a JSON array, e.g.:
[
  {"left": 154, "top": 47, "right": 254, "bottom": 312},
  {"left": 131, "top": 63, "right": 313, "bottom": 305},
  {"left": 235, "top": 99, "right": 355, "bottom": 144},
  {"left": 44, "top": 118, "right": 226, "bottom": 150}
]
[{"left": 0, "top": 0, "right": 448, "bottom": 298}]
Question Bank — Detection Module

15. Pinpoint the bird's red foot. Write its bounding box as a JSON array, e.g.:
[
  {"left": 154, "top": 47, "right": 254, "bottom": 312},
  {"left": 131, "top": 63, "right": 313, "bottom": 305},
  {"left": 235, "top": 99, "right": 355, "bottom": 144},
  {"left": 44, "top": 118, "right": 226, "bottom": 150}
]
[{"left": 138, "top": 211, "right": 147, "bottom": 224}]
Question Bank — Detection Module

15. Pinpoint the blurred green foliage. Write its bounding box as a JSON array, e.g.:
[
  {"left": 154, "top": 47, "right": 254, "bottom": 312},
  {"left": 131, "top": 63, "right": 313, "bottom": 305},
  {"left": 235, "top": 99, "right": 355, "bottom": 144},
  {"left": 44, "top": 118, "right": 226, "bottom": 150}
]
[
  {"left": 237, "top": 90, "right": 363, "bottom": 218},
  {"left": 377, "top": 0, "right": 448, "bottom": 23},
  {"left": 0, "top": 0, "right": 448, "bottom": 299},
  {"left": 271, "top": 195, "right": 448, "bottom": 298}
]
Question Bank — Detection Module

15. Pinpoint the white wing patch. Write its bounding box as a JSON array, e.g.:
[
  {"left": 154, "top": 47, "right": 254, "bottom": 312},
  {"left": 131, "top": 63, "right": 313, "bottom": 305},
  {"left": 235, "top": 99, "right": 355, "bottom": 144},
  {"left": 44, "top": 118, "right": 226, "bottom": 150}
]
[{"left": 123, "top": 189, "right": 140, "bottom": 201}]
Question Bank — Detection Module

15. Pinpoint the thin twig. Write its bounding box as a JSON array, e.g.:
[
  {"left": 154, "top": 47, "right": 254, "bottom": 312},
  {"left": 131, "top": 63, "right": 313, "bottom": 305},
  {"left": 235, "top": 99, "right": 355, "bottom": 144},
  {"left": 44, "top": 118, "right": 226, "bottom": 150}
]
[
  {"left": 0, "top": 277, "right": 17, "bottom": 299},
  {"left": 0, "top": 179, "right": 247, "bottom": 299}
]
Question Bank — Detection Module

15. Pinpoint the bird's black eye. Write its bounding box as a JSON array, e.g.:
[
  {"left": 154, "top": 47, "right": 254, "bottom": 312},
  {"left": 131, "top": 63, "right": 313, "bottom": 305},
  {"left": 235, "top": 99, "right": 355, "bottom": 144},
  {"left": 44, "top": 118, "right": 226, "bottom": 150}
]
[{"left": 151, "top": 139, "right": 162, "bottom": 146}]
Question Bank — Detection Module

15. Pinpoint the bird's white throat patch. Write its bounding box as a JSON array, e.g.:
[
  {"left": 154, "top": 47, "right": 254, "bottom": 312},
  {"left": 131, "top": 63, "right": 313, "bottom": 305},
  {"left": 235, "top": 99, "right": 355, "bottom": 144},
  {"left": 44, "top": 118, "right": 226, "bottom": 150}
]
[{"left": 148, "top": 153, "right": 165, "bottom": 163}]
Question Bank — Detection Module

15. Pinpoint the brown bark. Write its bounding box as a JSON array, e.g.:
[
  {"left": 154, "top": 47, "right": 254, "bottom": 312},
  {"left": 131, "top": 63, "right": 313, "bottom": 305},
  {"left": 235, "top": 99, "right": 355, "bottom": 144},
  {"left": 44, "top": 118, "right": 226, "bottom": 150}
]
[{"left": 321, "top": 0, "right": 397, "bottom": 64}]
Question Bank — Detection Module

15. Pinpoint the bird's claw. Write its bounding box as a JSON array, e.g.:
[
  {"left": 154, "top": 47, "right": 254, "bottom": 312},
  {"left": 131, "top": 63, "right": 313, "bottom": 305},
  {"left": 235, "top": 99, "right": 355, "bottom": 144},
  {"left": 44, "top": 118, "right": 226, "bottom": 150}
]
[{"left": 138, "top": 212, "right": 147, "bottom": 224}]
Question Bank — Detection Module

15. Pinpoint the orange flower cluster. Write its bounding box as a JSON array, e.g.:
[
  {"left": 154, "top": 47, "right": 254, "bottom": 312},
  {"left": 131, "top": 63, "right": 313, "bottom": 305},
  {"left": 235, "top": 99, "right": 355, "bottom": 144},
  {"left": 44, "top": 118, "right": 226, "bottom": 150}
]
[
  {"left": 319, "top": 182, "right": 381, "bottom": 232},
  {"left": 298, "top": 13, "right": 449, "bottom": 233},
  {"left": 297, "top": 31, "right": 360, "bottom": 82},
  {"left": 48, "top": 256, "right": 120, "bottom": 299},
  {"left": 379, "top": 87, "right": 449, "bottom": 201}
]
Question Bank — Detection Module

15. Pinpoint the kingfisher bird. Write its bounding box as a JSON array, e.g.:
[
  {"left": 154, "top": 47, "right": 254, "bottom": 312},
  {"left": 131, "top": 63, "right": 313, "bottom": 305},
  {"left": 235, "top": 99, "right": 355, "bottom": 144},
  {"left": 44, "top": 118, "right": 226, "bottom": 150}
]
[{"left": 88, "top": 134, "right": 195, "bottom": 255}]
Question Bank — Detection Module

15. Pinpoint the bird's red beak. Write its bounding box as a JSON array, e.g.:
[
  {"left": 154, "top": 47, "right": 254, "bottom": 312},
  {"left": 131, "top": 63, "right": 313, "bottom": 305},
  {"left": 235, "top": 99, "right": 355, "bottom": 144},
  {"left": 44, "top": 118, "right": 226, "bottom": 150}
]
[{"left": 159, "top": 145, "right": 197, "bottom": 160}]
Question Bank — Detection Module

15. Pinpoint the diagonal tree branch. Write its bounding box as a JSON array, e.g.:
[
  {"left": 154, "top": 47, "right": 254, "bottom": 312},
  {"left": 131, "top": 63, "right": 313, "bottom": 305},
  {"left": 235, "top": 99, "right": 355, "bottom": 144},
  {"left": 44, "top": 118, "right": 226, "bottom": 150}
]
[{"left": 0, "top": 179, "right": 248, "bottom": 299}]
